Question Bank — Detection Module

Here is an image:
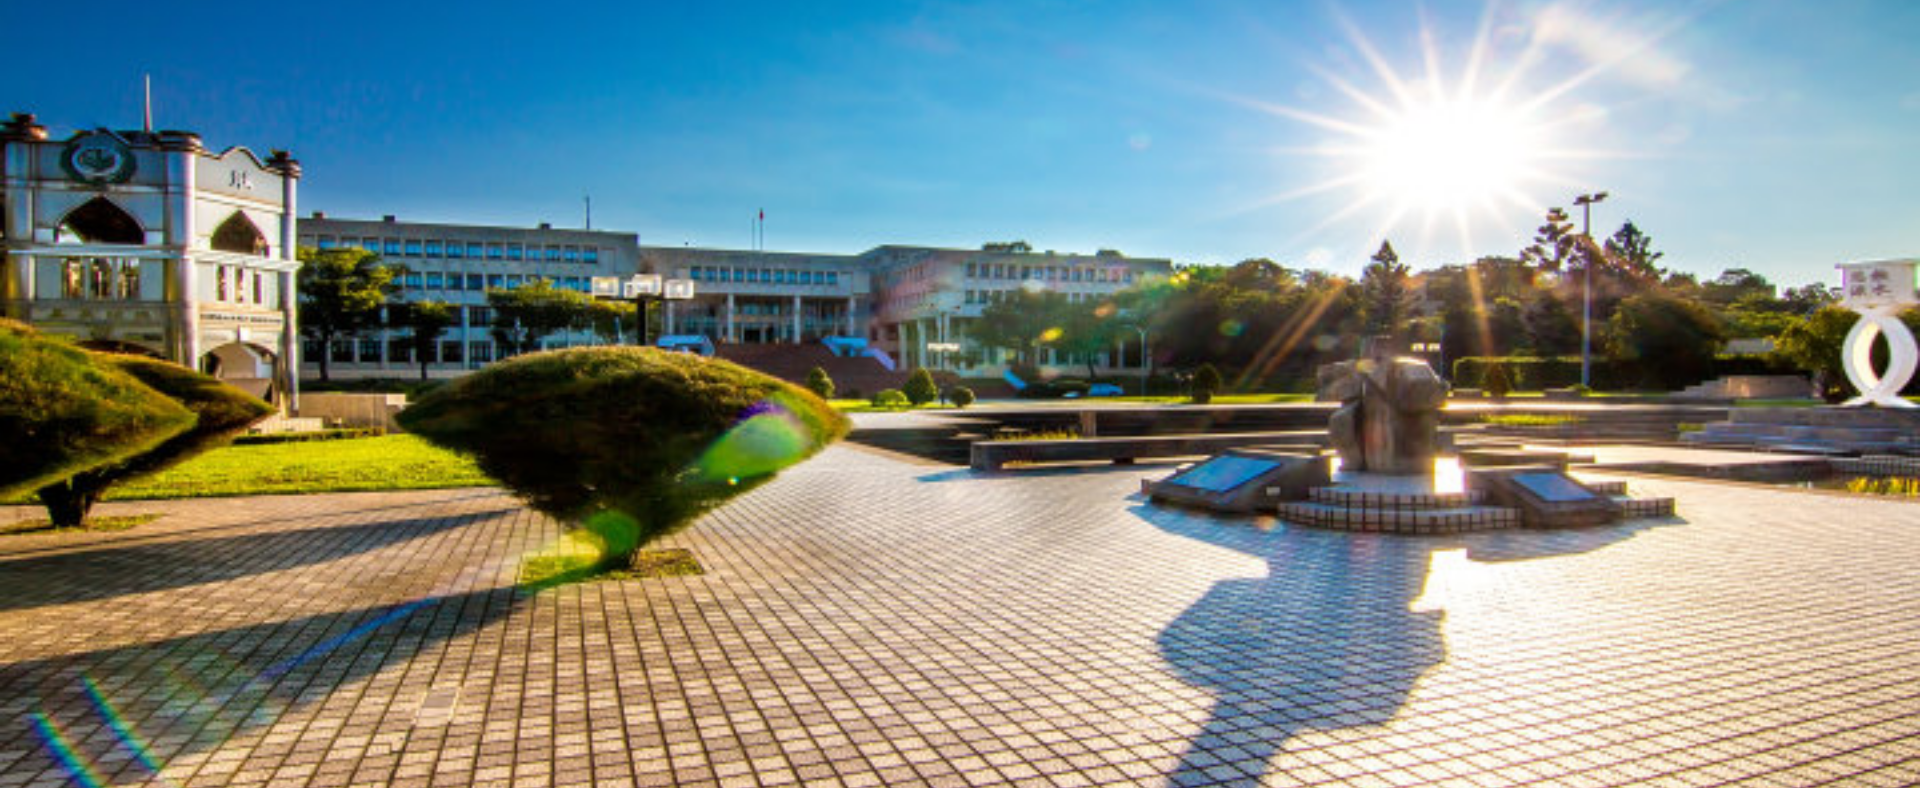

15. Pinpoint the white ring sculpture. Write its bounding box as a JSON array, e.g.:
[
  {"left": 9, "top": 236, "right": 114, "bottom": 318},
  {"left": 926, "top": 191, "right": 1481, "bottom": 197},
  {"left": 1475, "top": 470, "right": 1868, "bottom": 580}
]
[{"left": 1841, "top": 307, "right": 1918, "bottom": 408}]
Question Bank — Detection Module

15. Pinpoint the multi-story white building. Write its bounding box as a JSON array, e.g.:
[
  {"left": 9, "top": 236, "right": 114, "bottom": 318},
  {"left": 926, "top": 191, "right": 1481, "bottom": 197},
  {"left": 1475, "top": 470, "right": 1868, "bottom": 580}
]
[
  {"left": 1, "top": 113, "right": 302, "bottom": 406},
  {"left": 298, "top": 215, "right": 637, "bottom": 375},
  {"left": 299, "top": 214, "right": 1173, "bottom": 380}
]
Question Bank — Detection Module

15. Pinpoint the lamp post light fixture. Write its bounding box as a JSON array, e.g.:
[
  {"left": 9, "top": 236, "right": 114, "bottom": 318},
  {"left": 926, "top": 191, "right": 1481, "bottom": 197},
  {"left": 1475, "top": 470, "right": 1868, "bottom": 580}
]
[
  {"left": 592, "top": 274, "right": 695, "bottom": 347},
  {"left": 1573, "top": 191, "right": 1608, "bottom": 389},
  {"left": 927, "top": 341, "right": 961, "bottom": 371}
]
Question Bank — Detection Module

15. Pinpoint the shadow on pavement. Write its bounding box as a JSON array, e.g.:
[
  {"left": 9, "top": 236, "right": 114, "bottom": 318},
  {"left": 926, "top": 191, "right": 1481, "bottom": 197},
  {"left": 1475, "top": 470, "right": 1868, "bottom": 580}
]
[
  {"left": 2, "top": 585, "right": 525, "bottom": 786},
  {"left": 1133, "top": 503, "right": 1674, "bottom": 786},
  {"left": 0, "top": 507, "right": 518, "bottom": 614}
]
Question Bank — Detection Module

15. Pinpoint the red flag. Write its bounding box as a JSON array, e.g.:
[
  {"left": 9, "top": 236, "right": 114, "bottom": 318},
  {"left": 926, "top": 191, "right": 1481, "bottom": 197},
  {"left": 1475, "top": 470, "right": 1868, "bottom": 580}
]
[{"left": 758, "top": 209, "right": 764, "bottom": 221}]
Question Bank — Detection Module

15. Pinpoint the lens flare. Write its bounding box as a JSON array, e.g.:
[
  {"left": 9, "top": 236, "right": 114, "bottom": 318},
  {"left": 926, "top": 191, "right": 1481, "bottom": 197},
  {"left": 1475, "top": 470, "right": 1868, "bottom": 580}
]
[
  {"left": 1038, "top": 327, "right": 1065, "bottom": 343},
  {"left": 685, "top": 396, "right": 817, "bottom": 485},
  {"left": 30, "top": 712, "right": 105, "bottom": 788},
  {"left": 1218, "top": 319, "right": 1245, "bottom": 337}
]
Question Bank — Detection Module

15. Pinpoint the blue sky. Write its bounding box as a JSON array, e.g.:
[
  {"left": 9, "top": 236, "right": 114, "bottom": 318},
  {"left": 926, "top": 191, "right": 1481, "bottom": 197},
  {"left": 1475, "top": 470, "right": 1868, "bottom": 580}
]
[{"left": 8, "top": 1, "right": 1916, "bottom": 288}]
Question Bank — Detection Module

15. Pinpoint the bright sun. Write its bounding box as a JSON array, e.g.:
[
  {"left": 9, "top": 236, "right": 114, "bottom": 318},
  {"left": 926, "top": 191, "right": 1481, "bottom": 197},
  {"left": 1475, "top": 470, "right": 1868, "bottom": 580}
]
[
  {"left": 1238, "top": 3, "right": 1641, "bottom": 259},
  {"left": 1361, "top": 97, "right": 1540, "bottom": 214}
]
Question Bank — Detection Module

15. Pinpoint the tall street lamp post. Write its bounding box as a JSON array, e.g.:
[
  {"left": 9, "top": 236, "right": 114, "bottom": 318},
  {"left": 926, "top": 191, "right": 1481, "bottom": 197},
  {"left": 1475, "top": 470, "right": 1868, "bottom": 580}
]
[
  {"left": 593, "top": 274, "right": 696, "bottom": 347},
  {"left": 1573, "top": 191, "right": 1608, "bottom": 388}
]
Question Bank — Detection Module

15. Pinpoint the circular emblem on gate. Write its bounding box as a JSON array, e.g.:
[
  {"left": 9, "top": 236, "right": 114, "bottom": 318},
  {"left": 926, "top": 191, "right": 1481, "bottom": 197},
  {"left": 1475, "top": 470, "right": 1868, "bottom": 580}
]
[
  {"left": 1841, "top": 307, "right": 1919, "bottom": 409},
  {"left": 61, "top": 133, "right": 137, "bottom": 184}
]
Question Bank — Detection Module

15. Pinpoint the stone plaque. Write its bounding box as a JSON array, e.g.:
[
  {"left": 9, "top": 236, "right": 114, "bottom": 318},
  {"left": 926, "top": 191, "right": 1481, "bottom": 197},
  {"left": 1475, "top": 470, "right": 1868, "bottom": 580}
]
[
  {"left": 1511, "top": 472, "right": 1598, "bottom": 503},
  {"left": 1166, "top": 455, "right": 1281, "bottom": 493}
]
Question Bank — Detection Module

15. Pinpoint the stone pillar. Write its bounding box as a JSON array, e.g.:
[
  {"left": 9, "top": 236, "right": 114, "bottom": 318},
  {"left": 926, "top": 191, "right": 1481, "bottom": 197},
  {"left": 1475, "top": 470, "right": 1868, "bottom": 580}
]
[
  {"left": 792, "top": 295, "right": 802, "bottom": 343},
  {"left": 271, "top": 151, "right": 301, "bottom": 411},
  {"left": 1, "top": 134, "right": 32, "bottom": 306},
  {"left": 664, "top": 300, "right": 674, "bottom": 336},
  {"left": 162, "top": 133, "right": 201, "bottom": 370},
  {"left": 845, "top": 295, "right": 856, "bottom": 337},
  {"left": 725, "top": 293, "right": 735, "bottom": 343}
]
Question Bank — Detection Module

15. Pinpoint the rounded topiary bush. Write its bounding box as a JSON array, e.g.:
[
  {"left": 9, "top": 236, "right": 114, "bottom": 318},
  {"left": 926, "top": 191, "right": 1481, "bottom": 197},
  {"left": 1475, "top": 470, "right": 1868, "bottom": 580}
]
[
  {"left": 903, "top": 367, "right": 938, "bottom": 406},
  {"left": 949, "top": 386, "right": 975, "bottom": 408},
  {"left": 398, "top": 348, "right": 849, "bottom": 570},
  {"left": 871, "top": 389, "right": 909, "bottom": 409},
  {"left": 805, "top": 366, "right": 834, "bottom": 400},
  {"left": 1190, "top": 363, "right": 1222, "bottom": 405},
  {"left": 37, "top": 354, "right": 273, "bottom": 527},
  {"left": 0, "top": 320, "right": 194, "bottom": 499}
]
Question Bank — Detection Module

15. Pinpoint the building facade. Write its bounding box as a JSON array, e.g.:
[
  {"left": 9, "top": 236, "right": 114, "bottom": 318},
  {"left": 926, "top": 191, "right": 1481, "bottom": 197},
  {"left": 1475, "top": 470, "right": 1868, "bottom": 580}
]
[
  {"left": 299, "top": 215, "right": 638, "bottom": 376},
  {"left": 299, "top": 213, "right": 1173, "bottom": 380},
  {"left": 1, "top": 113, "right": 301, "bottom": 405}
]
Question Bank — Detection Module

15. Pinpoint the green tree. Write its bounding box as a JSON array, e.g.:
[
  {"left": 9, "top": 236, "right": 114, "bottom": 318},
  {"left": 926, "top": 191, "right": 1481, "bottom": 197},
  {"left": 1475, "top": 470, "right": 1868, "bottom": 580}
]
[
  {"left": 1700, "top": 268, "right": 1774, "bottom": 308},
  {"left": 488, "top": 278, "right": 591, "bottom": 356},
  {"left": 949, "top": 386, "right": 976, "bottom": 408},
  {"left": 967, "top": 289, "right": 1071, "bottom": 367},
  {"left": 1604, "top": 221, "right": 1664, "bottom": 280},
  {"left": 1772, "top": 305, "right": 1859, "bottom": 400},
  {"left": 1521, "top": 207, "right": 1576, "bottom": 272},
  {"left": 297, "top": 247, "right": 400, "bottom": 381},
  {"left": 1604, "top": 292, "right": 1727, "bottom": 389},
  {"left": 397, "top": 300, "right": 456, "bottom": 380},
  {"left": 1190, "top": 363, "right": 1222, "bottom": 404},
  {"left": 805, "top": 366, "right": 835, "bottom": 399},
  {"left": 398, "top": 348, "right": 848, "bottom": 575},
  {"left": 1361, "top": 240, "right": 1412, "bottom": 336},
  {"left": 586, "top": 299, "right": 637, "bottom": 345},
  {"left": 902, "top": 367, "right": 939, "bottom": 406},
  {"left": 0, "top": 320, "right": 195, "bottom": 499},
  {"left": 36, "top": 355, "right": 273, "bottom": 527},
  {"left": 982, "top": 240, "right": 1033, "bottom": 253}
]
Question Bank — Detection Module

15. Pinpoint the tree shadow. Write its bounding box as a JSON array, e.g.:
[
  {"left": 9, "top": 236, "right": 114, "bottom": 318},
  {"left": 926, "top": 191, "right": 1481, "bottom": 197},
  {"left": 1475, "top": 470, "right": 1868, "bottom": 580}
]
[
  {"left": 2, "top": 585, "right": 525, "bottom": 787},
  {"left": 0, "top": 507, "right": 518, "bottom": 614},
  {"left": 1135, "top": 503, "right": 1674, "bottom": 786}
]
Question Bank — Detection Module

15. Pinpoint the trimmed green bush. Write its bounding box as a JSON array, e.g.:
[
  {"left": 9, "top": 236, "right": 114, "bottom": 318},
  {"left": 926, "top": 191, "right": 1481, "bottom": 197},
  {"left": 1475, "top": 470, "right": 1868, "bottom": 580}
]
[
  {"left": 0, "top": 320, "right": 195, "bottom": 499},
  {"left": 1191, "top": 364, "right": 1222, "bottom": 404},
  {"left": 949, "top": 386, "right": 976, "bottom": 408},
  {"left": 871, "top": 389, "right": 910, "bottom": 408},
  {"left": 36, "top": 354, "right": 274, "bottom": 527},
  {"left": 398, "top": 347, "right": 848, "bottom": 573},
  {"left": 903, "top": 367, "right": 939, "bottom": 406},
  {"left": 805, "top": 366, "right": 835, "bottom": 400},
  {"left": 1482, "top": 361, "right": 1514, "bottom": 398}
]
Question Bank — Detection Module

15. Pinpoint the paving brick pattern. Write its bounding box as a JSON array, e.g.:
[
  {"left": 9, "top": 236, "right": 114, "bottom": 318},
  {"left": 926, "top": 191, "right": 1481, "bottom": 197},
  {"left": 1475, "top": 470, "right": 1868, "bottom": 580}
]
[{"left": 3, "top": 446, "right": 1919, "bottom": 787}]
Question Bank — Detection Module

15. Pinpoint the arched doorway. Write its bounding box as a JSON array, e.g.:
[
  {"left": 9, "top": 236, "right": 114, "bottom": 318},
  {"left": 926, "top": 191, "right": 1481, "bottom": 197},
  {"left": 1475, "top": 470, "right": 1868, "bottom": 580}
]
[
  {"left": 210, "top": 211, "right": 269, "bottom": 256},
  {"left": 200, "top": 342, "right": 277, "bottom": 401}
]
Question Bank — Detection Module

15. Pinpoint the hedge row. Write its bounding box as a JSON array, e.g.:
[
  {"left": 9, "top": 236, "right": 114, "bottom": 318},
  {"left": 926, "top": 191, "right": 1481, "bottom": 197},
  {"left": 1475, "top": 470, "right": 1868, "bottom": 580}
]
[{"left": 1451, "top": 354, "right": 1798, "bottom": 391}]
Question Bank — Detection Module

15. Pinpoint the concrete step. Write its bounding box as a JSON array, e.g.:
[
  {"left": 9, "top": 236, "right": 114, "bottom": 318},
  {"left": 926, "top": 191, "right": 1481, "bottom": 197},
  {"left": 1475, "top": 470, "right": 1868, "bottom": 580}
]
[{"left": 1276, "top": 501, "right": 1520, "bottom": 534}]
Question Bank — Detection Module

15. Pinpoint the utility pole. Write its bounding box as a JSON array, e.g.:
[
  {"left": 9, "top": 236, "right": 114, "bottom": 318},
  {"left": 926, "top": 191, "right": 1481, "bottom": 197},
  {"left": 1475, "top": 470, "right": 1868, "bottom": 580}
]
[{"left": 1574, "top": 191, "right": 1608, "bottom": 388}]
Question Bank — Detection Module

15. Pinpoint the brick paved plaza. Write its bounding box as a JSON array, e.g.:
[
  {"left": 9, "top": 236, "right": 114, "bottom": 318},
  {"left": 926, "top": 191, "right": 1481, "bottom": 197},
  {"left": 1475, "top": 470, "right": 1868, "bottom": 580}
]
[{"left": 3, "top": 433, "right": 1919, "bottom": 787}]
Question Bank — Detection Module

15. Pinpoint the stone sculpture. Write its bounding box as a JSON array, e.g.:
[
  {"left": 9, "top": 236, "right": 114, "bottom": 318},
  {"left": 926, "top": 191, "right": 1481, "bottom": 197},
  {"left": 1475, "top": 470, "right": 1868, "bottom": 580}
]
[{"left": 1317, "top": 337, "right": 1448, "bottom": 474}]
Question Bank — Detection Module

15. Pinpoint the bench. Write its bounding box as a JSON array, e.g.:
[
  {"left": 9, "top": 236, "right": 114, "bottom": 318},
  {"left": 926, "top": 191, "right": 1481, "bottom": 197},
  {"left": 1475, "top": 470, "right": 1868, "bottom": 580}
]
[{"left": 970, "top": 430, "right": 1327, "bottom": 472}]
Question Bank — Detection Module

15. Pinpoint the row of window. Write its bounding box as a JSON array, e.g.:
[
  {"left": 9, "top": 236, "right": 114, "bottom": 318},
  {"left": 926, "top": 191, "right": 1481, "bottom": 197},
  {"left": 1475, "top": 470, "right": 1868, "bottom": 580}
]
[
  {"left": 964, "top": 262, "right": 1134, "bottom": 284},
  {"left": 687, "top": 267, "right": 840, "bottom": 286},
  {"left": 396, "top": 273, "right": 594, "bottom": 293},
  {"left": 313, "top": 339, "right": 497, "bottom": 366},
  {"left": 213, "top": 265, "right": 268, "bottom": 306},
  {"left": 311, "top": 236, "right": 601, "bottom": 264},
  {"left": 964, "top": 289, "right": 1106, "bottom": 305},
  {"left": 58, "top": 258, "right": 142, "bottom": 301}
]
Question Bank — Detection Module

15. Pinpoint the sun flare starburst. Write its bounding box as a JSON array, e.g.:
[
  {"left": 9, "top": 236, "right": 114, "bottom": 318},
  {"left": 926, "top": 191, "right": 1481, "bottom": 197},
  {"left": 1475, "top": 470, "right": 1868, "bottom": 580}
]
[{"left": 1241, "top": 2, "right": 1668, "bottom": 263}]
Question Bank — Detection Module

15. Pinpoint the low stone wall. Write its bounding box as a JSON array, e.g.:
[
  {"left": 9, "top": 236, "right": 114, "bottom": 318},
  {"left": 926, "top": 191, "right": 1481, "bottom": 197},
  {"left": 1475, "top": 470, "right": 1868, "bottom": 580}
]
[{"left": 297, "top": 393, "right": 407, "bottom": 432}]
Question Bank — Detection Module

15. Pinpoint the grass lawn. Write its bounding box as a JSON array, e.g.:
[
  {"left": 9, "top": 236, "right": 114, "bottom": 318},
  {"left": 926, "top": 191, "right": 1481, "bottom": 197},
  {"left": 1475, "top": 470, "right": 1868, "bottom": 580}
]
[{"left": 92, "top": 434, "right": 493, "bottom": 500}]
